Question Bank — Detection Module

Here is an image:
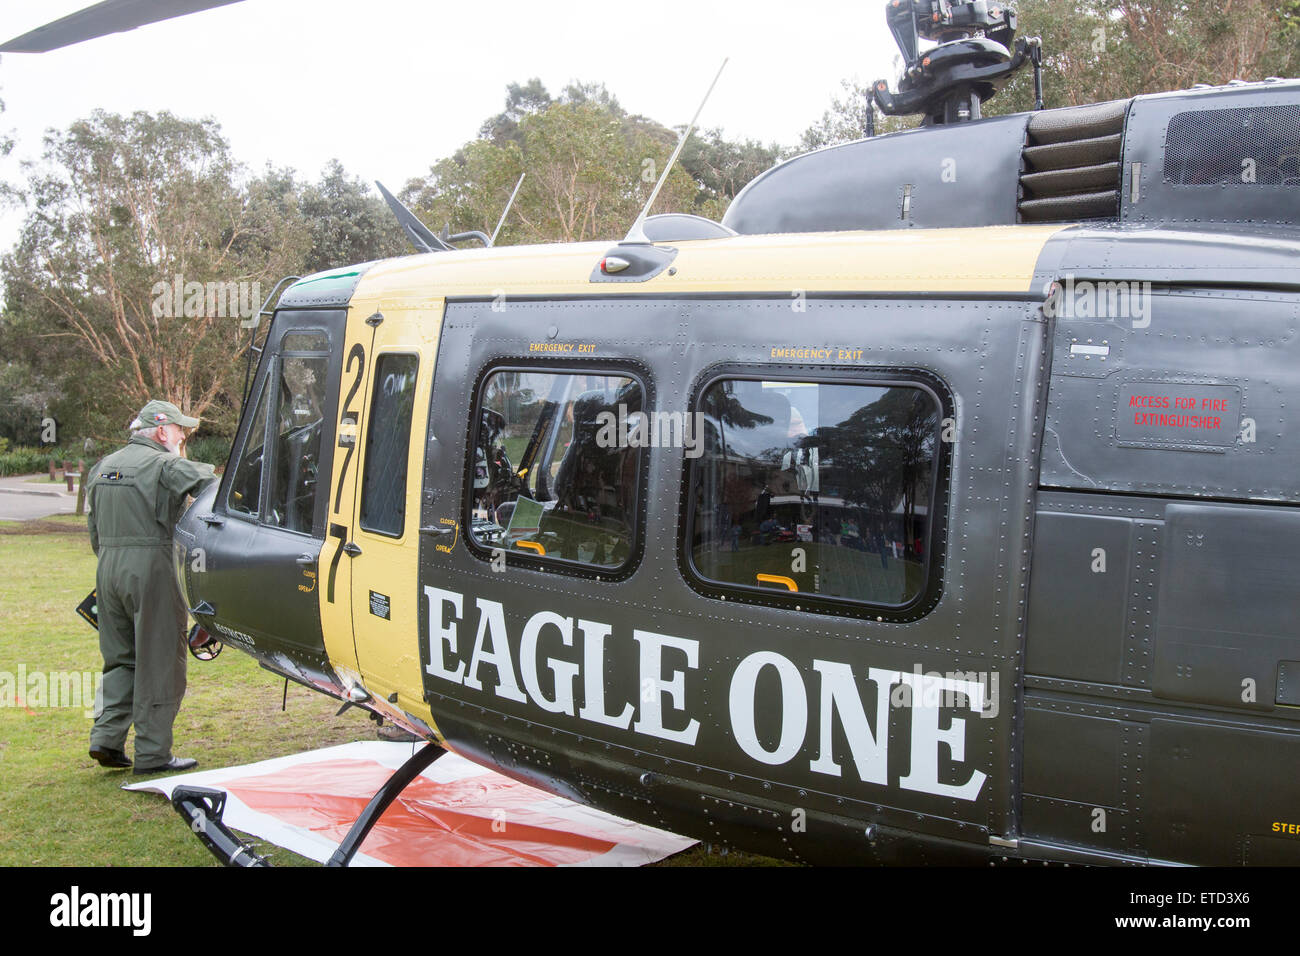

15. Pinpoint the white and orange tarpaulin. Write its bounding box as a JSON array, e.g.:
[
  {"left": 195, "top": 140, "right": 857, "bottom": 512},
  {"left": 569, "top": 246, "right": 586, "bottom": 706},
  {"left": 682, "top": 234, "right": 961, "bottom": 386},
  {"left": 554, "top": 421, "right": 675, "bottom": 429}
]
[{"left": 126, "top": 741, "right": 696, "bottom": 866}]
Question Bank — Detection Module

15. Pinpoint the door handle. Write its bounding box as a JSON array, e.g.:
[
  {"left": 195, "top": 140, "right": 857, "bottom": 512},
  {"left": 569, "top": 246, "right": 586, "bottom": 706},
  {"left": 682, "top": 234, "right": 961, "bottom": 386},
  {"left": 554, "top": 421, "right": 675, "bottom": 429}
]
[
  {"left": 199, "top": 513, "right": 225, "bottom": 527},
  {"left": 342, "top": 542, "right": 363, "bottom": 557},
  {"left": 419, "top": 525, "right": 454, "bottom": 537},
  {"left": 296, "top": 553, "right": 317, "bottom": 566}
]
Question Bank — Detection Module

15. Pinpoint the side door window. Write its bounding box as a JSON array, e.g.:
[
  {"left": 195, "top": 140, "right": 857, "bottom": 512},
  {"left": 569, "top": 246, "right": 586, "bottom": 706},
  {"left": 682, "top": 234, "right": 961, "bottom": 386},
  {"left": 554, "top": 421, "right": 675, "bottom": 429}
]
[
  {"left": 267, "top": 333, "right": 332, "bottom": 534},
  {"left": 227, "top": 375, "right": 271, "bottom": 519}
]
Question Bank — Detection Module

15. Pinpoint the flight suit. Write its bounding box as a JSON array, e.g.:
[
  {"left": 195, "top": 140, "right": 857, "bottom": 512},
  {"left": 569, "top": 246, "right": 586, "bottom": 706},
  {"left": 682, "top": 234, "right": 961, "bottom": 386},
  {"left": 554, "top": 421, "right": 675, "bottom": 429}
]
[{"left": 86, "top": 434, "right": 216, "bottom": 765}]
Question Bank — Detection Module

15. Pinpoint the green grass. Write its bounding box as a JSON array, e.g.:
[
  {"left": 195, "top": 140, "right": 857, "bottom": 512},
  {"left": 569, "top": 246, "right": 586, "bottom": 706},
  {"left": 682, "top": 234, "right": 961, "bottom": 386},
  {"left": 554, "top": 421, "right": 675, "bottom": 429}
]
[
  {"left": 0, "top": 519, "right": 775, "bottom": 866},
  {"left": 0, "top": 519, "right": 389, "bottom": 866}
]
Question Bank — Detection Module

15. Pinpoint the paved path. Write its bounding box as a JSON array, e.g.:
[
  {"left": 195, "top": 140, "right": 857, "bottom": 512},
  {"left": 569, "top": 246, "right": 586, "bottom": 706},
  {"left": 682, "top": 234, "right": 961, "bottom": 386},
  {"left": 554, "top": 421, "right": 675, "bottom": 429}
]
[{"left": 0, "top": 474, "right": 80, "bottom": 521}]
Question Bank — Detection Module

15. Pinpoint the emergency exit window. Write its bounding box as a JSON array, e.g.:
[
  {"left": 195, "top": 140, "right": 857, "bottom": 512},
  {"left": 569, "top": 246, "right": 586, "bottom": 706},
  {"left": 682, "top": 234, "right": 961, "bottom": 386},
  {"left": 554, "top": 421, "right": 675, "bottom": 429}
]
[
  {"left": 468, "top": 368, "right": 644, "bottom": 571},
  {"left": 687, "top": 376, "right": 940, "bottom": 609}
]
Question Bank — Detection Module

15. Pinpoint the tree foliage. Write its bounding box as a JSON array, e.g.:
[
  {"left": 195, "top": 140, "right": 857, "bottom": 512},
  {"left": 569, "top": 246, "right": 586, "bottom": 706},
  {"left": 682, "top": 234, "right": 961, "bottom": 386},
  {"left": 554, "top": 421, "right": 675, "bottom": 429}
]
[
  {"left": 405, "top": 80, "right": 776, "bottom": 243},
  {"left": 990, "top": 0, "right": 1300, "bottom": 113},
  {"left": 300, "top": 159, "right": 406, "bottom": 275},
  {"left": 0, "top": 111, "right": 310, "bottom": 440},
  {"left": 0, "top": 112, "right": 403, "bottom": 443}
]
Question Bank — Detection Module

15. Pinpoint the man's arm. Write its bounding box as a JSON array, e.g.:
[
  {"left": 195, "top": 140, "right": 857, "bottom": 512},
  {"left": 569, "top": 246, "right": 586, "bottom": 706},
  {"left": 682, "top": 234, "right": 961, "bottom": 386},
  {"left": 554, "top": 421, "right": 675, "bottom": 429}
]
[
  {"left": 162, "top": 456, "right": 218, "bottom": 498},
  {"left": 158, "top": 456, "right": 218, "bottom": 527}
]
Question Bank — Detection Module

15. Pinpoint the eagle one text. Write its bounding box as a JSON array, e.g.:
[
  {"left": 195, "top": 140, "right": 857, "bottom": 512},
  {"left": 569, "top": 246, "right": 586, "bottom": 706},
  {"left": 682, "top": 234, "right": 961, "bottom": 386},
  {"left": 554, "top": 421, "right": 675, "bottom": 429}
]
[{"left": 423, "top": 586, "right": 988, "bottom": 801}]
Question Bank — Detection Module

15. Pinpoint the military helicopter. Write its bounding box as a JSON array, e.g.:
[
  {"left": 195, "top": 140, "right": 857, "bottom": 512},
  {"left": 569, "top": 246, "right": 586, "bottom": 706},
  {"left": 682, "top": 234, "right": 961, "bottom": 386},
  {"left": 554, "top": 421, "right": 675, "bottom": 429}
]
[{"left": 34, "top": 0, "right": 1300, "bottom": 866}]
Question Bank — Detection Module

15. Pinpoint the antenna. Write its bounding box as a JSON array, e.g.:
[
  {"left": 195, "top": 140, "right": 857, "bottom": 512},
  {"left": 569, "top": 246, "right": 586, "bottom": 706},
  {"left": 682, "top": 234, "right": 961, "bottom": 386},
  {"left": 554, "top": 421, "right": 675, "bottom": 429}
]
[
  {"left": 490, "top": 172, "right": 526, "bottom": 246},
  {"left": 623, "top": 57, "right": 728, "bottom": 244}
]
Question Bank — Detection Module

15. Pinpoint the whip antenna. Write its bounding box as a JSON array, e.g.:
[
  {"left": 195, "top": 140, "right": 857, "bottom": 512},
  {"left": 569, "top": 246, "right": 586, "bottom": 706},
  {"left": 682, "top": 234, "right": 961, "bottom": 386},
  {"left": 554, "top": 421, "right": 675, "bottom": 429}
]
[
  {"left": 490, "top": 172, "right": 526, "bottom": 246},
  {"left": 624, "top": 57, "right": 728, "bottom": 243}
]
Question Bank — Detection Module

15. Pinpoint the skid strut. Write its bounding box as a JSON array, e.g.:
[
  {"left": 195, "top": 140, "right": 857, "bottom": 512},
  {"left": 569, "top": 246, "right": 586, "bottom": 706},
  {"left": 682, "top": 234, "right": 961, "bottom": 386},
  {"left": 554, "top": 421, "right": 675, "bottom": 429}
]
[
  {"left": 327, "top": 742, "right": 446, "bottom": 867},
  {"left": 173, "top": 742, "right": 446, "bottom": 867}
]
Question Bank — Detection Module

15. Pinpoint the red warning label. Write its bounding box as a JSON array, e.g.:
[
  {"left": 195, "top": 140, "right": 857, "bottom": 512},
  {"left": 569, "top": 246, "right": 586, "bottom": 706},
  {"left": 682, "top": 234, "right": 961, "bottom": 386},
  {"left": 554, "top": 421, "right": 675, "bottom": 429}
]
[{"left": 1117, "top": 384, "right": 1240, "bottom": 447}]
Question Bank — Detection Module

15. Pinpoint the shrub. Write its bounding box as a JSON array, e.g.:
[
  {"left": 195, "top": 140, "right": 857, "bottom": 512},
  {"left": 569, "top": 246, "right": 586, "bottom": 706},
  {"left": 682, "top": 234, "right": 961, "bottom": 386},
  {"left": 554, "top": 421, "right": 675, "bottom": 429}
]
[
  {"left": 0, "top": 446, "right": 75, "bottom": 477},
  {"left": 185, "top": 435, "right": 232, "bottom": 469}
]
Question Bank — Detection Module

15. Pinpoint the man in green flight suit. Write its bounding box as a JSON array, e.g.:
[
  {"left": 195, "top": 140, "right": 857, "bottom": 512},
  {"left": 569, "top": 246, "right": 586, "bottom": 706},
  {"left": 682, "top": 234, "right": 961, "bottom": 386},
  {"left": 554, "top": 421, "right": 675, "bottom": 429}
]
[{"left": 86, "top": 400, "right": 217, "bottom": 774}]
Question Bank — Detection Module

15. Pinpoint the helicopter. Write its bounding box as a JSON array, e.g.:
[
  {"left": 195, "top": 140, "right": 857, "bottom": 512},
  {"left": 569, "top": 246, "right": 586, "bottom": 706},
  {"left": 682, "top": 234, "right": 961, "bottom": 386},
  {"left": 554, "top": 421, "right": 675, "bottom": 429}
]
[{"left": 30, "top": 0, "right": 1299, "bottom": 865}]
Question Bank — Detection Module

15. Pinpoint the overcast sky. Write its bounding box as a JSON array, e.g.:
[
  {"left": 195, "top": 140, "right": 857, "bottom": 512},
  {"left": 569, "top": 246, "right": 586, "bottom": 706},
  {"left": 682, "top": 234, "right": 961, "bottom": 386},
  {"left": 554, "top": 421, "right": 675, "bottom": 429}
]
[{"left": 0, "top": 0, "right": 902, "bottom": 253}]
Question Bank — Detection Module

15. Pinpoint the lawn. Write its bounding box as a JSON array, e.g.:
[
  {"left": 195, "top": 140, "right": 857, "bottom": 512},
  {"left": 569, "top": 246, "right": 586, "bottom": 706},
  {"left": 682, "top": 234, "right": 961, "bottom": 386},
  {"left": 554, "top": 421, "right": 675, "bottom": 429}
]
[
  {"left": 0, "top": 514, "right": 380, "bottom": 866},
  {"left": 0, "top": 515, "right": 773, "bottom": 866}
]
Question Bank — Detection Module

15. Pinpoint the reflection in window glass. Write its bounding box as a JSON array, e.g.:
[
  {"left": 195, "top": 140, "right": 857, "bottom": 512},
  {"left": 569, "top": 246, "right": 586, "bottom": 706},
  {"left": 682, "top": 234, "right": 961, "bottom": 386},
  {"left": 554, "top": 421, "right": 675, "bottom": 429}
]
[
  {"left": 690, "top": 379, "right": 938, "bottom": 606},
  {"left": 469, "top": 370, "right": 642, "bottom": 569},
  {"left": 268, "top": 354, "right": 330, "bottom": 533},
  {"left": 359, "top": 354, "right": 419, "bottom": 537},
  {"left": 228, "top": 377, "right": 270, "bottom": 518},
  {"left": 282, "top": 330, "right": 329, "bottom": 352}
]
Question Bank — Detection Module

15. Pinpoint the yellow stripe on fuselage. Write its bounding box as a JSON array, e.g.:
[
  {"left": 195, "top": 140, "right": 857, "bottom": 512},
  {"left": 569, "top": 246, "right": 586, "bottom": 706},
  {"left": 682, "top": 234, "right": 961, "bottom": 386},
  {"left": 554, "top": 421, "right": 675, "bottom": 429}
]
[{"left": 352, "top": 224, "right": 1069, "bottom": 304}]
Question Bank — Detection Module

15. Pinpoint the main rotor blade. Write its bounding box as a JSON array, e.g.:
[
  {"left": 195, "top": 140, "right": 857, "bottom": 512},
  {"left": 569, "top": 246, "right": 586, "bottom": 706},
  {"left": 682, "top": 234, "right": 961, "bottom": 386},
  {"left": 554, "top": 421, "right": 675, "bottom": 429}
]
[{"left": 0, "top": 0, "right": 245, "bottom": 54}]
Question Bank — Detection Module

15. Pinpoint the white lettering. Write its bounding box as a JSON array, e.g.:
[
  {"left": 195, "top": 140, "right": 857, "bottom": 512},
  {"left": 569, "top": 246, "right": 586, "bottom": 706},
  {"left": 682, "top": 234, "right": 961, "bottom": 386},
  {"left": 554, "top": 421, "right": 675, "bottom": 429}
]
[
  {"left": 729, "top": 651, "right": 806, "bottom": 765},
  {"left": 808, "top": 662, "right": 896, "bottom": 784},
  {"left": 422, "top": 586, "right": 466, "bottom": 683},
  {"left": 896, "top": 672, "right": 988, "bottom": 800},
  {"left": 631, "top": 630, "right": 700, "bottom": 745},
  {"left": 519, "top": 611, "right": 578, "bottom": 715},
  {"left": 464, "top": 598, "right": 527, "bottom": 703},
  {"left": 577, "top": 619, "right": 633, "bottom": 729}
]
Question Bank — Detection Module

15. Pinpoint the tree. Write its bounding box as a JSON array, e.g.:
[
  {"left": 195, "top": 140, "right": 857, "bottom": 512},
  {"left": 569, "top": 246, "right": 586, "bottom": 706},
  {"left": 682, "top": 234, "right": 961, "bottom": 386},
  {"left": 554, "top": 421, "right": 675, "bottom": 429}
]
[
  {"left": 679, "top": 128, "right": 783, "bottom": 218},
  {"left": 0, "top": 110, "right": 311, "bottom": 441},
  {"left": 405, "top": 80, "right": 765, "bottom": 245},
  {"left": 991, "top": 1, "right": 1300, "bottom": 114},
  {"left": 479, "top": 78, "right": 554, "bottom": 147},
  {"left": 299, "top": 159, "right": 406, "bottom": 275},
  {"left": 798, "top": 79, "right": 920, "bottom": 152}
]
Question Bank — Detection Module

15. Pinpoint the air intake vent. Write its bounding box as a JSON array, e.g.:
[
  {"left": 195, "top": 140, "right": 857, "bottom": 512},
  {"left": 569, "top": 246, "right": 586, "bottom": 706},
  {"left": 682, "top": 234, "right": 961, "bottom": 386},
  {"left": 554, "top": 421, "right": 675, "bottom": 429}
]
[
  {"left": 1018, "top": 99, "right": 1129, "bottom": 223},
  {"left": 1165, "top": 105, "right": 1300, "bottom": 185}
]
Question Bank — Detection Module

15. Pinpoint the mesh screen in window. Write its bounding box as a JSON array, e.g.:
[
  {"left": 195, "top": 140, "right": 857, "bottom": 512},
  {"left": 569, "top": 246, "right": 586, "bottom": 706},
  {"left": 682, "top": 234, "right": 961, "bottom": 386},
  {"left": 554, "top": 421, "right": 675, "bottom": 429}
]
[
  {"left": 469, "top": 369, "right": 643, "bottom": 569},
  {"left": 1165, "top": 106, "right": 1300, "bottom": 186},
  {"left": 689, "top": 378, "right": 939, "bottom": 607},
  {"left": 359, "top": 354, "right": 419, "bottom": 537}
]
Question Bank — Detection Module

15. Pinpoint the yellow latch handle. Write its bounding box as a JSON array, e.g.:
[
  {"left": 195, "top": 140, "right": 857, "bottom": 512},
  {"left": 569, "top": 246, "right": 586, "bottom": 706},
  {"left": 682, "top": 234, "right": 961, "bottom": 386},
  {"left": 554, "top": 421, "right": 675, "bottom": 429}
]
[{"left": 756, "top": 573, "right": 798, "bottom": 592}]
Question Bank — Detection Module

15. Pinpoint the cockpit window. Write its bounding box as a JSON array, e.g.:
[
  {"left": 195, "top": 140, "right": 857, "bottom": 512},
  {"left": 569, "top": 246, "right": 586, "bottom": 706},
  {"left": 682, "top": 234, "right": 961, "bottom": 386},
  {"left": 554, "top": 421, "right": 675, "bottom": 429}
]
[
  {"left": 687, "top": 377, "right": 940, "bottom": 608},
  {"left": 468, "top": 369, "right": 643, "bottom": 570},
  {"left": 267, "top": 352, "right": 330, "bottom": 533},
  {"left": 227, "top": 375, "right": 270, "bottom": 519}
]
